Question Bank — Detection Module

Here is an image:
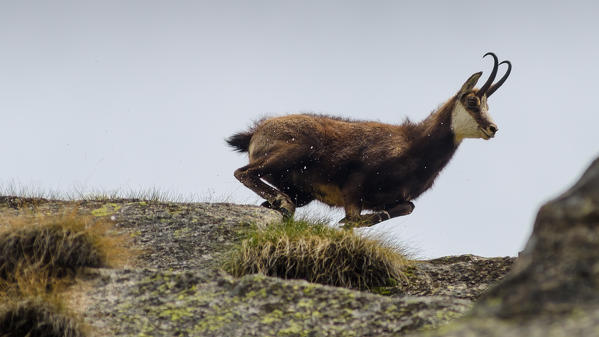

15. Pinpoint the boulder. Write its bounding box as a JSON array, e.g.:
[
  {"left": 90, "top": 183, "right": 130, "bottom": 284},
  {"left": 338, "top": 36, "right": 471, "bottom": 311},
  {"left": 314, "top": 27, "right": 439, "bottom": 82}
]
[{"left": 417, "top": 156, "right": 599, "bottom": 336}]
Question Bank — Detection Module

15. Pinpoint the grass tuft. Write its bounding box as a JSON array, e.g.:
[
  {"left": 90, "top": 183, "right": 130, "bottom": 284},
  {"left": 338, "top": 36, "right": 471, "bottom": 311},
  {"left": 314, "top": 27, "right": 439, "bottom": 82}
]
[
  {"left": 0, "top": 269, "right": 86, "bottom": 337},
  {"left": 0, "top": 210, "right": 134, "bottom": 281},
  {"left": 0, "top": 297, "right": 84, "bottom": 337},
  {"left": 225, "top": 217, "right": 409, "bottom": 290},
  {"left": 0, "top": 209, "right": 135, "bottom": 336}
]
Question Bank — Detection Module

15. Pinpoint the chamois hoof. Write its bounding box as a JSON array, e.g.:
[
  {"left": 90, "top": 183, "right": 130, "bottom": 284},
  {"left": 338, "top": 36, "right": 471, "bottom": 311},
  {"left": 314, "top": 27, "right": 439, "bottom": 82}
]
[
  {"left": 377, "top": 211, "right": 391, "bottom": 223},
  {"left": 278, "top": 207, "right": 294, "bottom": 220},
  {"left": 391, "top": 202, "right": 415, "bottom": 216},
  {"left": 265, "top": 197, "right": 295, "bottom": 220},
  {"left": 361, "top": 211, "right": 391, "bottom": 227}
]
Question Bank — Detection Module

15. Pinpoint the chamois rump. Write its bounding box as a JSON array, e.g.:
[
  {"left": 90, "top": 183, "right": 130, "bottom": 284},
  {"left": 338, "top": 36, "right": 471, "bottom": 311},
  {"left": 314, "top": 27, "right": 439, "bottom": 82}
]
[{"left": 227, "top": 52, "right": 511, "bottom": 227}]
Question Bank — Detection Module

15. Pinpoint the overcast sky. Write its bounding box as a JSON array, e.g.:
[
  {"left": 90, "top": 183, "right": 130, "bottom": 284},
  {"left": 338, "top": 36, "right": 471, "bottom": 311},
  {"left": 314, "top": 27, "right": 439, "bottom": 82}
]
[{"left": 2, "top": 1, "right": 598, "bottom": 258}]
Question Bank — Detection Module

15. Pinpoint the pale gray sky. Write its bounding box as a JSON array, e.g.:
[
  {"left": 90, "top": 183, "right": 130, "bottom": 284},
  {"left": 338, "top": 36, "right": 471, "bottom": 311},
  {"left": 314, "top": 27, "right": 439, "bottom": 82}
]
[{"left": 2, "top": 1, "right": 598, "bottom": 258}]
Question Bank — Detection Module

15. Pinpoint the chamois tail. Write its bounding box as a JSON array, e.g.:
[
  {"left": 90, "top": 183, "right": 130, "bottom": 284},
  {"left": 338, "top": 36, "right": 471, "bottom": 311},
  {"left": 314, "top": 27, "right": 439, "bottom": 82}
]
[{"left": 226, "top": 131, "right": 253, "bottom": 153}]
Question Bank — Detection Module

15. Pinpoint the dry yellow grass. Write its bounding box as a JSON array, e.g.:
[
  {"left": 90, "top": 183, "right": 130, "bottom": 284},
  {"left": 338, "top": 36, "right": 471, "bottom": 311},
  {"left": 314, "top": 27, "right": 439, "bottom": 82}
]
[
  {"left": 0, "top": 295, "right": 85, "bottom": 337},
  {"left": 0, "top": 267, "right": 86, "bottom": 337},
  {"left": 225, "top": 218, "right": 409, "bottom": 290},
  {"left": 0, "top": 210, "right": 134, "bottom": 281},
  {"left": 0, "top": 209, "right": 136, "bottom": 336}
]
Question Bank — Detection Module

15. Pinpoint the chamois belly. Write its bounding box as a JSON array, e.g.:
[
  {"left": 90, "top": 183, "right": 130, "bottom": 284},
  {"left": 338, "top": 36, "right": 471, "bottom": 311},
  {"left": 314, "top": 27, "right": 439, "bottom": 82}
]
[
  {"left": 282, "top": 167, "right": 346, "bottom": 207},
  {"left": 362, "top": 168, "right": 440, "bottom": 210},
  {"left": 312, "top": 184, "right": 345, "bottom": 206},
  {"left": 362, "top": 187, "right": 408, "bottom": 210}
]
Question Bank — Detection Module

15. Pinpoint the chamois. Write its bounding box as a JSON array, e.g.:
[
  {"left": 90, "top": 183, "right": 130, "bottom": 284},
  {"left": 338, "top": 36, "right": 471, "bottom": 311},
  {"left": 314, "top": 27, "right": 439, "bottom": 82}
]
[{"left": 227, "top": 52, "right": 511, "bottom": 227}]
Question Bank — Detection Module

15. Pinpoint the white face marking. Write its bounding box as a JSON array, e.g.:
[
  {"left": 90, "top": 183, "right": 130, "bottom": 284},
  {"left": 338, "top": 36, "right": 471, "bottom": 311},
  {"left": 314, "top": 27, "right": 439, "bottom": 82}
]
[{"left": 451, "top": 100, "right": 496, "bottom": 143}]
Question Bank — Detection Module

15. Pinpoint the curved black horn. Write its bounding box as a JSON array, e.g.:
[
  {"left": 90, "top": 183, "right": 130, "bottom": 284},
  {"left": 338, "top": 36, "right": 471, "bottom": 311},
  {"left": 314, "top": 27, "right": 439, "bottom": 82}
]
[
  {"left": 476, "top": 52, "right": 499, "bottom": 98},
  {"left": 486, "top": 60, "right": 511, "bottom": 97}
]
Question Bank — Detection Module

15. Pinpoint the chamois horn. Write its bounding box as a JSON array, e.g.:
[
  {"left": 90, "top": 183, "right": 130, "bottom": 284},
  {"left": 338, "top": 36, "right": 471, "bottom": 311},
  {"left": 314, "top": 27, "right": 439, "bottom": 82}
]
[
  {"left": 477, "top": 52, "right": 499, "bottom": 98},
  {"left": 486, "top": 60, "right": 512, "bottom": 97}
]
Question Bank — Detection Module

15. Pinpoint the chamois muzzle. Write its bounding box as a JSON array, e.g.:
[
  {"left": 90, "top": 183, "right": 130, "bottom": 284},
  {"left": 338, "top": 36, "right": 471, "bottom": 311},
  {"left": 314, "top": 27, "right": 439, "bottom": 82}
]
[
  {"left": 483, "top": 123, "right": 499, "bottom": 139},
  {"left": 477, "top": 52, "right": 512, "bottom": 98}
]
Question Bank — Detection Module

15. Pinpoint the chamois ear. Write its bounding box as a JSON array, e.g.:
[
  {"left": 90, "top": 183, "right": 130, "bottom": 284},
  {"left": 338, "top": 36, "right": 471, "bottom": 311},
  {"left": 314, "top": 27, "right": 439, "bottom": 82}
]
[{"left": 457, "top": 72, "right": 482, "bottom": 98}]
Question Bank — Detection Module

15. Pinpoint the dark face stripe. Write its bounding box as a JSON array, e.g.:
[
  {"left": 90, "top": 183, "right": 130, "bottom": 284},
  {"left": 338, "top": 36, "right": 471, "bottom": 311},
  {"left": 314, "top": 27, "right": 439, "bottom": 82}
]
[{"left": 461, "top": 93, "right": 494, "bottom": 129}]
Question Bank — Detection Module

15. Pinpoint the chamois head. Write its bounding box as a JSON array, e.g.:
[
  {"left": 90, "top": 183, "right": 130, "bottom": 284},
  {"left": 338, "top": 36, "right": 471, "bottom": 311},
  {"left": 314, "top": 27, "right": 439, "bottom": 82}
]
[{"left": 452, "top": 52, "right": 511, "bottom": 142}]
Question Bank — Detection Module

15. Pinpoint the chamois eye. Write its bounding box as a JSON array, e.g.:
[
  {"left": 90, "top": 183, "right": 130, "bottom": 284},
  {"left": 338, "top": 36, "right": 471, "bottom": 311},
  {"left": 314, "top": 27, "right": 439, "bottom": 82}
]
[{"left": 467, "top": 96, "right": 479, "bottom": 107}]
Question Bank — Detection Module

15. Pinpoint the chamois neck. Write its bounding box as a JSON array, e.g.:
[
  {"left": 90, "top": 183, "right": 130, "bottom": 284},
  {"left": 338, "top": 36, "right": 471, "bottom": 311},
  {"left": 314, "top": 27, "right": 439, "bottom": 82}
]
[
  {"left": 412, "top": 97, "right": 457, "bottom": 145},
  {"left": 389, "top": 97, "right": 459, "bottom": 201}
]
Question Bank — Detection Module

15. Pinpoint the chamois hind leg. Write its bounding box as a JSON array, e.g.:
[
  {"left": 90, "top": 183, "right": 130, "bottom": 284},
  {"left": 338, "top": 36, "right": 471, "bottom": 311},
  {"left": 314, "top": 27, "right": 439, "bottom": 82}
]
[
  {"left": 234, "top": 163, "right": 294, "bottom": 218},
  {"left": 261, "top": 192, "right": 314, "bottom": 209},
  {"left": 234, "top": 146, "right": 307, "bottom": 219},
  {"left": 261, "top": 178, "right": 314, "bottom": 208}
]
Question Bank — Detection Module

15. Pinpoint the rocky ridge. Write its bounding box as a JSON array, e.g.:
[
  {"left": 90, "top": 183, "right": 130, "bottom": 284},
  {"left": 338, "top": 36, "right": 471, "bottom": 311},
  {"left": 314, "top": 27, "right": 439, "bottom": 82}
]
[
  {"left": 0, "top": 196, "right": 514, "bottom": 336},
  {"left": 4, "top": 155, "right": 599, "bottom": 336}
]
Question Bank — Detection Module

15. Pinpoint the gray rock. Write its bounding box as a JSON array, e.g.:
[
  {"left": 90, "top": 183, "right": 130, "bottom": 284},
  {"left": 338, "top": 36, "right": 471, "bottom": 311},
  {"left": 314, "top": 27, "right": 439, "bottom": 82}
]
[
  {"left": 0, "top": 197, "right": 514, "bottom": 336},
  {"left": 400, "top": 255, "right": 515, "bottom": 300},
  {"left": 83, "top": 268, "right": 471, "bottom": 337},
  {"left": 416, "top": 156, "right": 599, "bottom": 336}
]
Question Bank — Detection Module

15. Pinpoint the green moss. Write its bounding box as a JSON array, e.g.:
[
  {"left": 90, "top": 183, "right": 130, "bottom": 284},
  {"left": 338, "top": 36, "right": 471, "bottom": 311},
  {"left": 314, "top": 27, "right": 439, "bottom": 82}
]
[
  {"left": 297, "top": 298, "right": 314, "bottom": 308},
  {"left": 435, "top": 308, "right": 462, "bottom": 322},
  {"left": 159, "top": 307, "right": 193, "bottom": 321},
  {"left": 279, "top": 321, "right": 306, "bottom": 336},
  {"left": 174, "top": 227, "right": 191, "bottom": 238},
  {"left": 194, "top": 311, "right": 236, "bottom": 332},
  {"left": 371, "top": 287, "right": 392, "bottom": 295},
  {"left": 137, "top": 328, "right": 154, "bottom": 337},
  {"left": 385, "top": 304, "right": 397, "bottom": 313},
  {"left": 261, "top": 309, "right": 284, "bottom": 324},
  {"left": 91, "top": 203, "right": 121, "bottom": 217},
  {"left": 302, "top": 284, "right": 316, "bottom": 295}
]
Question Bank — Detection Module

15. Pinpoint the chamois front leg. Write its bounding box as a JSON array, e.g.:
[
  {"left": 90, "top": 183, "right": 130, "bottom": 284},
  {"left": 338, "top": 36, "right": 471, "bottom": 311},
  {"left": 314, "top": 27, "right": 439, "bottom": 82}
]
[
  {"left": 339, "top": 201, "right": 391, "bottom": 230},
  {"left": 339, "top": 212, "right": 391, "bottom": 229},
  {"left": 386, "top": 201, "right": 415, "bottom": 218},
  {"left": 338, "top": 201, "right": 415, "bottom": 229},
  {"left": 337, "top": 184, "right": 388, "bottom": 229}
]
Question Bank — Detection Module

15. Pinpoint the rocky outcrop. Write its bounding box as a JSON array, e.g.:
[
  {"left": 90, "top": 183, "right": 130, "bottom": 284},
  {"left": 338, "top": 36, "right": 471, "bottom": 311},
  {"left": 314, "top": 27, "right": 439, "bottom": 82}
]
[
  {"left": 84, "top": 269, "right": 471, "bottom": 337},
  {"left": 6, "top": 155, "right": 599, "bottom": 336},
  {"left": 401, "top": 255, "right": 515, "bottom": 300},
  {"left": 416, "top": 156, "right": 599, "bottom": 336},
  {"left": 0, "top": 197, "right": 515, "bottom": 336}
]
